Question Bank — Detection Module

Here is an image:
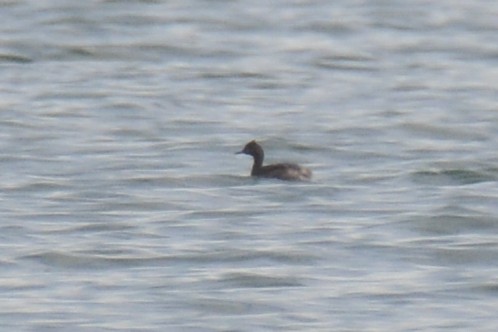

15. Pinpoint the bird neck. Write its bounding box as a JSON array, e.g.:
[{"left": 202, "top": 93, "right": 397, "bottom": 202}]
[{"left": 251, "top": 152, "right": 264, "bottom": 175}]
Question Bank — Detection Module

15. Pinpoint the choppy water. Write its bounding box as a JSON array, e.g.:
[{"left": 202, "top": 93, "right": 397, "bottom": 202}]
[{"left": 2, "top": 1, "right": 498, "bottom": 331}]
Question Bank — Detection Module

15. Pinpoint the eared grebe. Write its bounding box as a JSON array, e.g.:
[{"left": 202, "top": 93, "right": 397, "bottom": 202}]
[{"left": 236, "top": 140, "right": 312, "bottom": 181}]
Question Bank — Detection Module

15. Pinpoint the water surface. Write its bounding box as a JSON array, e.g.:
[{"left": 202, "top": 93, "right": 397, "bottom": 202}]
[{"left": 1, "top": 1, "right": 498, "bottom": 331}]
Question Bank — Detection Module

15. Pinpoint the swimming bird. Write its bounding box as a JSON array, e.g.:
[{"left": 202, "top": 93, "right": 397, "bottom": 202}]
[{"left": 236, "top": 140, "right": 312, "bottom": 181}]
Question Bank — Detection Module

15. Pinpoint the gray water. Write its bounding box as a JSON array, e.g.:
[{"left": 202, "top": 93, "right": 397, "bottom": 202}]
[{"left": 2, "top": 1, "right": 498, "bottom": 331}]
